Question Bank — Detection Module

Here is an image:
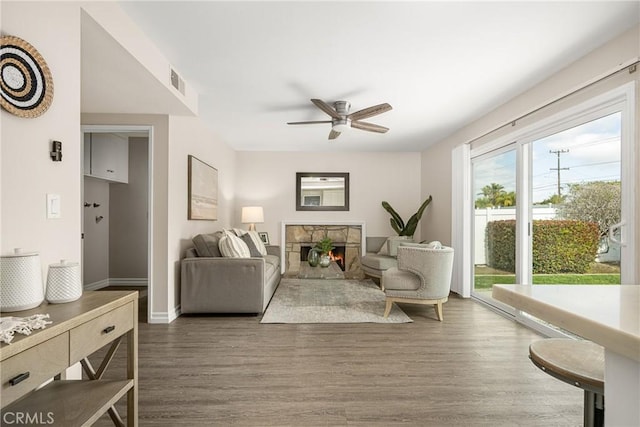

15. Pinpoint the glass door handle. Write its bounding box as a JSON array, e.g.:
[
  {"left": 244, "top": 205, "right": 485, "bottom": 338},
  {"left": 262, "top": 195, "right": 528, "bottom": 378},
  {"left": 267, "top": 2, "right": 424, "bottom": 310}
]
[{"left": 608, "top": 221, "right": 626, "bottom": 246}]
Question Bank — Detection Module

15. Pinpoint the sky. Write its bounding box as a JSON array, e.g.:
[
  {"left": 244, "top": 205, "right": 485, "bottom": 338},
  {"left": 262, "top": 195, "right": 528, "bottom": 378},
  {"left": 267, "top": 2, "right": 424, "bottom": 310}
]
[{"left": 473, "top": 112, "right": 621, "bottom": 205}]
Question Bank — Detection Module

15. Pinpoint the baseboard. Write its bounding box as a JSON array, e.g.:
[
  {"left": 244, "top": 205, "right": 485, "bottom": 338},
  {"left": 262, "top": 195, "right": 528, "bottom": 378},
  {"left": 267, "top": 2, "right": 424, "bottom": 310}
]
[
  {"left": 108, "top": 278, "right": 148, "bottom": 287},
  {"left": 84, "top": 279, "right": 110, "bottom": 291},
  {"left": 83, "top": 278, "right": 148, "bottom": 291},
  {"left": 148, "top": 304, "right": 181, "bottom": 324}
]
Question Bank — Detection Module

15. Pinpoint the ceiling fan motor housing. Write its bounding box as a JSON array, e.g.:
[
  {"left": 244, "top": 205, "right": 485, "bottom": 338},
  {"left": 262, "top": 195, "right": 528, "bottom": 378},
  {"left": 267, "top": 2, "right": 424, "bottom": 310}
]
[{"left": 333, "top": 101, "right": 350, "bottom": 116}]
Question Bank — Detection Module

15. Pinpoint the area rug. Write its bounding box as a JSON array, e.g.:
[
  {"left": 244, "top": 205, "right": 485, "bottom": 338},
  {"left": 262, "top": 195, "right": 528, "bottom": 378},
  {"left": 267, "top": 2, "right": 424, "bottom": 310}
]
[{"left": 260, "top": 278, "right": 412, "bottom": 324}]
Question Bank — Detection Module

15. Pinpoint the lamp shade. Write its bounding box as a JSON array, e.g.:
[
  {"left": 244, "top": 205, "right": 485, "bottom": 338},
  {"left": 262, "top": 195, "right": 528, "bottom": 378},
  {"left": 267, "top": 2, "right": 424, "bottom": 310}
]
[{"left": 241, "top": 206, "right": 264, "bottom": 224}]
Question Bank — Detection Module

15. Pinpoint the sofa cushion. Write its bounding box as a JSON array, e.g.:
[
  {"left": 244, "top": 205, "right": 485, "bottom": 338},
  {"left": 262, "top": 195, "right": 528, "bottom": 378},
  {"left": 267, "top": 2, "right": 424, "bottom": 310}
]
[
  {"left": 264, "top": 262, "right": 276, "bottom": 281},
  {"left": 218, "top": 230, "right": 251, "bottom": 258},
  {"left": 240, "top": 233, "right": 263, "bottom": 257},
  {"left": 264, "top": 254, "right": 280, "bottom": 271},
  {"left": 192, "top": 232, "right": 223, "bottom": 257},
  {"left": 361, "top": 253, "right": 398, "bottom": 271}
]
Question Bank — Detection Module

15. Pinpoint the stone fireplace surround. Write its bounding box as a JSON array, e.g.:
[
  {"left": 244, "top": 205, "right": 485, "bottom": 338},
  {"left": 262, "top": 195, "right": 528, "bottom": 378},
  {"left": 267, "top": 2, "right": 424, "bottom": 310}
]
[{"left": 281, "top": 221, "right": 366, "bottom": 279}]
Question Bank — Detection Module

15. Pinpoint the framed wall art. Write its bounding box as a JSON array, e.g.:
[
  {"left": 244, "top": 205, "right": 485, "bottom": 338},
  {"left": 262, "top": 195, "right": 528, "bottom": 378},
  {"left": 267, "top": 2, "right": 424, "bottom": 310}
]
[
  {"left": 188, "top": 155, "right": 218, "bottom": 220},
  {"left": 258, "top": 232, "right": 270, "bottom": 245}
]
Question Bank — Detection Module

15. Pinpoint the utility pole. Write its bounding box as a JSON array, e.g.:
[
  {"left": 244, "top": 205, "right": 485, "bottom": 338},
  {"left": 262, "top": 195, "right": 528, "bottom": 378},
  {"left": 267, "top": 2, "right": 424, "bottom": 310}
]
[{"left": 549, "top": 149, "right": 569, "bottom": 198}]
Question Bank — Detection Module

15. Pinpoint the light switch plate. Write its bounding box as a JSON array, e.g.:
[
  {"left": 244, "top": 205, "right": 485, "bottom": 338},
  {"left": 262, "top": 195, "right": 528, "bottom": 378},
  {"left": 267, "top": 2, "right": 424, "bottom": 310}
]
[{"left": 47, "top": 194, "right": 61, "bottom": 219}]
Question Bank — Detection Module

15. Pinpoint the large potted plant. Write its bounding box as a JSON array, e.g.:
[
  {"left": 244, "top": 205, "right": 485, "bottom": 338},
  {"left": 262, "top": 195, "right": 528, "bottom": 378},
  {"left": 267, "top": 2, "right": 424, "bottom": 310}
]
[{"left": 381, "top": 195, "right": 433, "bottom": 255}]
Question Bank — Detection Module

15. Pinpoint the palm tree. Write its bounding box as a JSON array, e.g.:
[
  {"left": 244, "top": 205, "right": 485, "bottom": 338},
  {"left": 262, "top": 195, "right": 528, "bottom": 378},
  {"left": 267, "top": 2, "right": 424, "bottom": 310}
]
[{"left": 476, "top": 183, "right": 512, "bottom": 208}]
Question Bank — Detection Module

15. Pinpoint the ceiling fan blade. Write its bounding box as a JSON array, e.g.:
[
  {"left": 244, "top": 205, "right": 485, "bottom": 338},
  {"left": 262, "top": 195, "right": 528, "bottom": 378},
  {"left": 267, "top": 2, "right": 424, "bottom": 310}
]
[
  {"left": 348, "top": 103, "right": 392, "bottom": 121},
  {"left": 287, "top": 120, "right": 333, "bottom": 125},
  {"left": 329, "top": 129, "right": 341, "bottom": 140},
  {"left": 311, "top": 99, "right": 341, "bottom": 119},
  {"left": 351, "top": 120, "right": 389, "bottom": 133}
]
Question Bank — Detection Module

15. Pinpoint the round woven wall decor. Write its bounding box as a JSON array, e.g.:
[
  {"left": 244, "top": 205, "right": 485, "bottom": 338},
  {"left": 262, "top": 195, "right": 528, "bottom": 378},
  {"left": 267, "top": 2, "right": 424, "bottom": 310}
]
[{"left": 0, "top": 35, "right": 54, "bottom": 118}]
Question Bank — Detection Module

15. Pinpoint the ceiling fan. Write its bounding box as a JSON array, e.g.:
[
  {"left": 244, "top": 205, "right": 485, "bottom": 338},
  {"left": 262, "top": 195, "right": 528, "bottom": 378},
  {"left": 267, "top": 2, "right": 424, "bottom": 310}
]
[{"left": 287, "top": 99, "right": 392, "bottom": 140}]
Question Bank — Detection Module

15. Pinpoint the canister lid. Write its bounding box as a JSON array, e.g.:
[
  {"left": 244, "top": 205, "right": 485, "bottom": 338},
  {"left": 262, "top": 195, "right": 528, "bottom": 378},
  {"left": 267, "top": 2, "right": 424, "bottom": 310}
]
[
  {"left": 50, "top": 259, "right": 79, "bottom": 268},
  {"left": 1, "top": 248, "right": 39, "bottom": 258}
]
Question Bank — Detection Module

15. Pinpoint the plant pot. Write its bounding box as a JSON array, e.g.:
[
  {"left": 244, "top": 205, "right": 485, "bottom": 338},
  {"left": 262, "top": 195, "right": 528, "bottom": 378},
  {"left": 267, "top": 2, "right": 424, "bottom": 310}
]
[
  {"left": 387, "top": 236, "right": 413, "bottom": 257},
  {"left": 319, "top": 253, "right": 331, "bottom": 268}
]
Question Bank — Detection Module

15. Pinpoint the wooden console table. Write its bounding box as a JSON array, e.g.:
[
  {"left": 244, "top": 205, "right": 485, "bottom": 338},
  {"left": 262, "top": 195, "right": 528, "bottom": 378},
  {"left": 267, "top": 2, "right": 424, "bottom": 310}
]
[{"left": 1, "top": 291, "right": 138, "bottom": 426}]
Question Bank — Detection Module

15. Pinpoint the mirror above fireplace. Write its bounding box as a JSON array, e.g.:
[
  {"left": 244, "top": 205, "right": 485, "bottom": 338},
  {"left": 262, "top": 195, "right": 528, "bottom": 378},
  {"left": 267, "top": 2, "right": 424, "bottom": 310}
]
[{"left": 296, "top": 172, "right": 349, "bottom": 211}]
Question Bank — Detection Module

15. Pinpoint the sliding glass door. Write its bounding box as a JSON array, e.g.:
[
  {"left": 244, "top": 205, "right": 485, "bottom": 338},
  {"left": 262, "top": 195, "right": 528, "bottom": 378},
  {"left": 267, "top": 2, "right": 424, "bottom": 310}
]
[
  {"left": 528, "top": 112, "right": 621, "bottom": 286},
  {"left": 470, "top": 83, "right": 635, "bottom": 309},
  {"left": 472, "top": 147, "right": 517, "bottom": 299}
]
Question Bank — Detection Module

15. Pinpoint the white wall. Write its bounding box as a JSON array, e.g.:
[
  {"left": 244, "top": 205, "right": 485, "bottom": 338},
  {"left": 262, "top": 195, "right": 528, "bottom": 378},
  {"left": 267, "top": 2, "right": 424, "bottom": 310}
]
[
  {"left": 167, "top": 115, "right": 237, "bottom": 315},
  {"left": 110, "top": 137, "right": 148, "bottom": 279},
  {"left": 235, "top": 152, "right": 423, "bottom": 244},
  {"left": 1, "top": 2, "right": 81, "bottom": 277},
  {"left": 420, "top": 24, "right": 640, "bottom": 259},
  {"left": 80, "top": 2, "right": 198, "bottom": 114},
  {"left": 83, "top": 177, "right": 110, "bottom": 285}
]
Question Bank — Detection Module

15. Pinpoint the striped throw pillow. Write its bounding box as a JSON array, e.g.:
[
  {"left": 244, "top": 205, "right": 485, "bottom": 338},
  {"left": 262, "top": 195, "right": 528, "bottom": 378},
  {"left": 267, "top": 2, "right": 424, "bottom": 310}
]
[
  {"left": 245, "top": 230, "right": 268, "bottom": 256},
  {"left": 218, "top": 230, "right": 251, "bottom": 258}
]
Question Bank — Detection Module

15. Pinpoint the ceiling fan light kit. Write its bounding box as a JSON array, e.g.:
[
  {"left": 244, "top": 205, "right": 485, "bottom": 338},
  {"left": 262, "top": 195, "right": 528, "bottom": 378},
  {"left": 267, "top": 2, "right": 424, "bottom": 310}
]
[
  {"left": 332, "top": 118, "right": 351, "bottom": 133},
  {"left": 287, "top": 98, "right": 392, "bottom": 140}
]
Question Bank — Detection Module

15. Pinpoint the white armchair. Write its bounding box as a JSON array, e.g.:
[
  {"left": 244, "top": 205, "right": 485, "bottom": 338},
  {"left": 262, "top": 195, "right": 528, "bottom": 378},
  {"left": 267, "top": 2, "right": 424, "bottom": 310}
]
[{"left": 381, "top": 244, "right": 454, "bottom": 321}]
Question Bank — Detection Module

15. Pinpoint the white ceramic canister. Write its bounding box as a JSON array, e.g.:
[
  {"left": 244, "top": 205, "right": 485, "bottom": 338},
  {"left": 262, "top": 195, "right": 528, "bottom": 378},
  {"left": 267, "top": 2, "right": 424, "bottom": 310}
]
[
  {"left": 46, "top": 259, "right": 82, "bottom": 304},
  {"left": 0, "top": 248, "right": 45, "bottom": 312}
]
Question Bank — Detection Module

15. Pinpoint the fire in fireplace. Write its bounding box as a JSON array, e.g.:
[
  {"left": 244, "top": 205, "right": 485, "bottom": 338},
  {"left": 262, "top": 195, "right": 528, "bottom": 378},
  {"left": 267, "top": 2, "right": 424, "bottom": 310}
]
[{"left": 300, "top": 245, "right": 346, "bottom": 271}]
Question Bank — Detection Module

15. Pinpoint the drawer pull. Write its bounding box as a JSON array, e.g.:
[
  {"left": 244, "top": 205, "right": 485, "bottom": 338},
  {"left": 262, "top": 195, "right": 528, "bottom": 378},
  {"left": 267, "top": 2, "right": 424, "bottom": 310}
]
[
  {"left": 102, "top": 325, "right": 116, "bottom": 334},
  {"left": 9, "top": 372, "right": 30, "bottom": 386}
]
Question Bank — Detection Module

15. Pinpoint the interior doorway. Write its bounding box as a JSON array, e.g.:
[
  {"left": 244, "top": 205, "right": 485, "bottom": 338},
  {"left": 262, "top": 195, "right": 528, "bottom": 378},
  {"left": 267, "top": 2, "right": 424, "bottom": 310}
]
[{"left": 81, "top": 125, "right": 153, "bottom": 322}]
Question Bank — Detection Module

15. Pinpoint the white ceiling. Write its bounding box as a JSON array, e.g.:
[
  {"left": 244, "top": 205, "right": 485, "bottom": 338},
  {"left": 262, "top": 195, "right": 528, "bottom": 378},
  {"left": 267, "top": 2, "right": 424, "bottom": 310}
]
[{"left": 103, "top": 1, "right": 639, "bottom": 152}]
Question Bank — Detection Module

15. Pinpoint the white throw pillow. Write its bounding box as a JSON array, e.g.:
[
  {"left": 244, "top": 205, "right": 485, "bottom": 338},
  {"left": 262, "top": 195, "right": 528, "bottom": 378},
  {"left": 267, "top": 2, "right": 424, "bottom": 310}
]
[
  {"left": 218, "top": 230, "right": 251, "bottom": 258},
  {"left": 245, "top": 230, "right": 268, "bottom": 256}
]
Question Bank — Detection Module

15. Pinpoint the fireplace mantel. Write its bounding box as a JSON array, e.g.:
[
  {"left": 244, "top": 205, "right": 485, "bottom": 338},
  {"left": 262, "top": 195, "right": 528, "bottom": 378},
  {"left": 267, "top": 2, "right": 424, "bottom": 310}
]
[{"left": 280, "top": 221, "right": 367, "bottom": 278}]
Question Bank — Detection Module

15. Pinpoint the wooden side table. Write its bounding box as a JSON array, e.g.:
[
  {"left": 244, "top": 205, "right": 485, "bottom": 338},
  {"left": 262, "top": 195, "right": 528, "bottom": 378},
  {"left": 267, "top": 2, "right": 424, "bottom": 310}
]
[{"left": 1, "top": 291, "right": 138, "bottom": 426}]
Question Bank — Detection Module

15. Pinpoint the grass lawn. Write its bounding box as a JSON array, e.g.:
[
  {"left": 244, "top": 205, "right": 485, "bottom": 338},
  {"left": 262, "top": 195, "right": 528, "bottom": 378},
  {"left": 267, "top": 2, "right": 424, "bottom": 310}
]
[{"left": 474, "top": 274, "right": 620, "bottom": 289}]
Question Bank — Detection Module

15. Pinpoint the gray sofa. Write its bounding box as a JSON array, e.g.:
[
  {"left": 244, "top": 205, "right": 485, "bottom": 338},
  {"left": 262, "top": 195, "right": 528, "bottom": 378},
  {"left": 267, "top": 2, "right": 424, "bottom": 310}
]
[
  {"left": 180, "top": 232, "right": 281, "bottom": 314},
  {"left": 360, "top": 236, "right": 399, "bottom": 280}
]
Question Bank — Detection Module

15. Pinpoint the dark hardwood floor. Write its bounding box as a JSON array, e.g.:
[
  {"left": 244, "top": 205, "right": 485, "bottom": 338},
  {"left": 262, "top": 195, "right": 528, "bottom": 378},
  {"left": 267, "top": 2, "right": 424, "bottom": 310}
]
[{"left": 93, "top": 293, "right": 583, "bottom": 426}]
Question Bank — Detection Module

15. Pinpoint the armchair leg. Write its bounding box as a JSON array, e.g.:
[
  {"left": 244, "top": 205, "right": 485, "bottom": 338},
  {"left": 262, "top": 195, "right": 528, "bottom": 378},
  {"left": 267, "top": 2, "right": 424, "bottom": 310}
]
[
  {"left": 434, "top": 302, "right": 443, "bottom": 321},
  {"left": 384, "top": 299, "right": 393, "bottom": 318}
]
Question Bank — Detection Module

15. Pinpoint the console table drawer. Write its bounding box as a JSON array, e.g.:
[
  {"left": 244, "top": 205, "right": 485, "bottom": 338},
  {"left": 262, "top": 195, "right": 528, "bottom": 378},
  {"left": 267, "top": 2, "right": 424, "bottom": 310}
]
[
  {"left": 69, "top": 302, "right": 133, "bottom": 363},
  {"left": 1, "top": 333, "right": 69, "bottom": 407}
]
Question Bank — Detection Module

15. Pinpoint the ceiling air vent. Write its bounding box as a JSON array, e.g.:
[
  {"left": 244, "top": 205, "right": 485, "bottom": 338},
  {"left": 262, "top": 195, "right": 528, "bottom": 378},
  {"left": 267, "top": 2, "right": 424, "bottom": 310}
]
[{"left": 170, "top": 68, "right": 185, "bottom": 95}]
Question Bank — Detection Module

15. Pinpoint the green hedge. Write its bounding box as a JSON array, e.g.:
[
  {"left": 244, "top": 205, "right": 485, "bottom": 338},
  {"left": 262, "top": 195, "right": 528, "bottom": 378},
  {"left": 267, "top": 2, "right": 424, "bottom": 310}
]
[
  {"left": 485, "top": 220, "right": 516, "bottom": 273},
  {"left": 485, "top": 220, "right": 600, "bottom": 274}
]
